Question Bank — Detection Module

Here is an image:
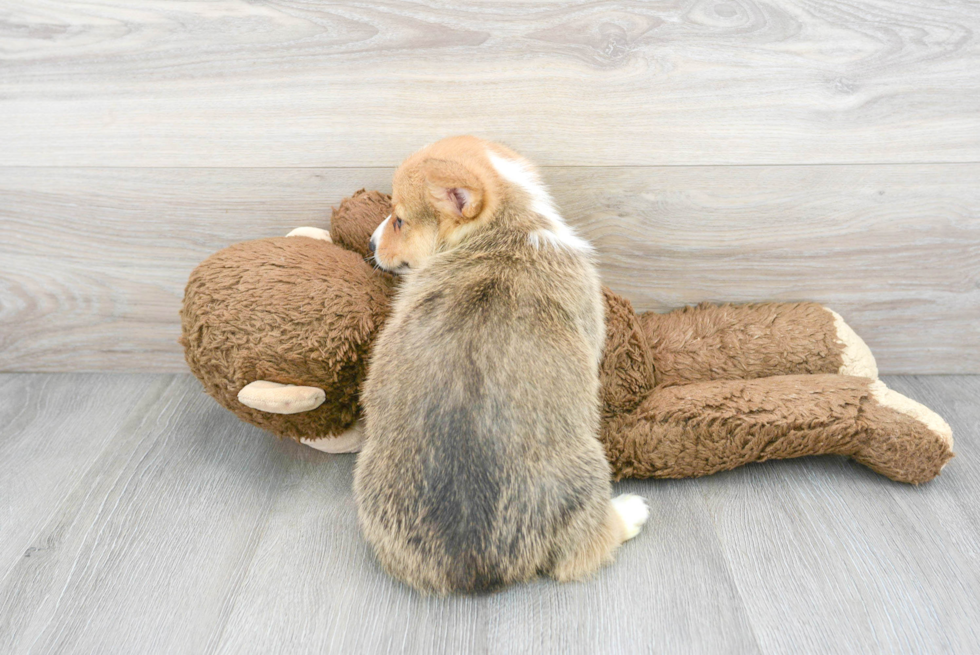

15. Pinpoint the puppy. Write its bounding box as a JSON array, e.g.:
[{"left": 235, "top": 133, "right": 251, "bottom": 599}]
[{"left": 354, "top": 136, "right": 648, "bottom": 594}]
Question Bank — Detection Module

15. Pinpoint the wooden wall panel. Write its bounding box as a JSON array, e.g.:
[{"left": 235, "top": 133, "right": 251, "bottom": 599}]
[
  {"left": 1, "top": 165, "right": 976, "bottom": 373},
  {"left": 555, "top": 165, "right": 980, "bottom": 373},
  {"left": 1, "top": 0, "right": 978, "bottom": 167},
  {"left": 0, "top": 168, "right": 392, "bottom": 372}
]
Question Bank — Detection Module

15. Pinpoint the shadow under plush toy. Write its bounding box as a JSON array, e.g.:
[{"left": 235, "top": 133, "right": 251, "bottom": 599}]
[{"left": 181, "top": 190, "right": 954, "bottom": 484}]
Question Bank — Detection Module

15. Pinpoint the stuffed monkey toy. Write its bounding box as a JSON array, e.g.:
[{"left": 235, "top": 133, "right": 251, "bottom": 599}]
[{"left": 181, "top": 191, "right": 953, "bottom": 484}]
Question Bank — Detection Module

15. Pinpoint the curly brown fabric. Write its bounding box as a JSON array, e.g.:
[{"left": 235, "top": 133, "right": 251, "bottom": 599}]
[
  {"left": 330, "top": 189, "right": 394, "bottom": 258},
  {"left": 599, "top": 374, "right": 953, "bottom": 482},
  {"left": 181, "top": 237, "right": 395, "bottom": 439},
  {"left": 642, "top": 302, "right": 844, "bottom": 387}
]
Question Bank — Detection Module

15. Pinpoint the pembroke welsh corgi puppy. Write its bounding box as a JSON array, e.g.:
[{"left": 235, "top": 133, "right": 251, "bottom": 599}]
[{"left": 354, "top": 136, "right": 648, "bottom": 594}]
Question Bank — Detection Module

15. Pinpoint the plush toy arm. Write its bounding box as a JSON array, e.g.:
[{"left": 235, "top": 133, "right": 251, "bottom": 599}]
[
  {"left": 236, "top": 382, "right": 366, "bottom": 453},
  {"left": 301, "top": 420, "right": 366, "bottom": 454},
  {"left": 285, "top": 227, "right": 332, "bottom": 241},
  {"left": 238, "top": 380, "right": 326, "bottom": 414},
  {"left": 600, "top": 374, "right": 952, "bottom": 484},
  {"left": 639, "top": 302, "right": 877, "bottom": 387}
]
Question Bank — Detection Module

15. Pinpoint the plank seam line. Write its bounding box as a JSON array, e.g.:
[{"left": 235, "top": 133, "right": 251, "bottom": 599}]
[{"left": 2, "top": 161, "right": 980, "bottom": 171}]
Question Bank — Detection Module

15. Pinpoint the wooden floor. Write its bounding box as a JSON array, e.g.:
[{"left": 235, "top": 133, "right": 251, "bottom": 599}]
[{"left": 1, "top": 373, "right": 977, "bottom": 654}]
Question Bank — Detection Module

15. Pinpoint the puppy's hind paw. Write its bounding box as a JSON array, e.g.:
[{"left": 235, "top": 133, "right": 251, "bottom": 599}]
[{"left": 612, "top": 494, "right": 649, "bottom": 541}]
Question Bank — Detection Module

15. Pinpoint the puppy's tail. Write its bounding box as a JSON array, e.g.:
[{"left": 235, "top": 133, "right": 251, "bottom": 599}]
[{"left": 445, "top": 555, "right": 507, "bottom": 595}]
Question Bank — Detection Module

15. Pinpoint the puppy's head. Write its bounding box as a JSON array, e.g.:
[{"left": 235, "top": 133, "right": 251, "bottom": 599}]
[{"left": 370, "top": 136, "right": 525, "bottom": 273}]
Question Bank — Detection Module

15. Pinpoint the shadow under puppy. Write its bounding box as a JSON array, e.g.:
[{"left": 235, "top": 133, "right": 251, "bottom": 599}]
[{"left": 354, "top": 136, "right": 649, "bottom": 594}]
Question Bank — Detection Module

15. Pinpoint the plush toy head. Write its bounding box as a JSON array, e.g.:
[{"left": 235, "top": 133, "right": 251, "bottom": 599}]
[
  {"left": 180, "top": 192, "right": 396, "bottom": 440},
  {"left": 330, "top": 190, "right": 393, "bottom": 258}
]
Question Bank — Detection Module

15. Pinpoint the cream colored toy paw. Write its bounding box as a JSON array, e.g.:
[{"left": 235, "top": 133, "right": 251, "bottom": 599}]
[
  {"left": 236, "top": 382, "right": 365, "bottom": 453},
  {"left": 869, "top": 380, "right": 953, "bottom": 449},
  {"left": 286, "top": 226, "right": 333, "bottom": 242},
  {"left": 301, "top": 420, "right": 366, "bottom": 454},
  {"left": 237, "top": 380, "right": 326, "bottom": 414},
  {"left": 827, "top": 308, "right": 878, "bottom": 379}
]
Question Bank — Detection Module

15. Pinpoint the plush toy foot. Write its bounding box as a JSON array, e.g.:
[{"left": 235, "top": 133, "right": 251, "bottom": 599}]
[
  {"left": 601, "top": 374, "right": 954, "bottom": 484},
  {"left": 827, "top": 309, "right": 878, "bottom": 379},
  {"left": 300, "top": 420, "right": 366, "bottom": 454},
  {"left": 286, "top": 227, "right": 332, "bottom": 242},
  {"left": 853, "top": 380, "right": 954, "bottom": 483},
  {"left": 237, "top": 380, "right": 326, "bottom": 414}
]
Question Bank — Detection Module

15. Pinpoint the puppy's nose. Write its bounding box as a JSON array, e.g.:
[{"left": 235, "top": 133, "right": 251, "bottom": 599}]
[{"left": 368, "top": 238, "right": 376, "bottom": 254}]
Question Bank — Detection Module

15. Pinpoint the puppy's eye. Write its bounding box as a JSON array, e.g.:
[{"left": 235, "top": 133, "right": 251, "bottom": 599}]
[{"left": 394, "top": 217, "right": 403, "bottom": 230}]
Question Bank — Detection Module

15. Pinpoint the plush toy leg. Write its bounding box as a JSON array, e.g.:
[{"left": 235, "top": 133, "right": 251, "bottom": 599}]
[
  {"left": 639, "top": 302, "right": 877, "bottom": 386},
  {"left": 601, "top": 374, "right": 952, "bottom": 484},
  {"left": 856, "top": 381, "right": 954, "bottom": 482}
]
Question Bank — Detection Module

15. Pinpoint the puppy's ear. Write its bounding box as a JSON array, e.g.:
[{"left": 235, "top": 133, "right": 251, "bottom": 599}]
[{"left": 422, "top": 159, "right": 484, "bottom": 221}]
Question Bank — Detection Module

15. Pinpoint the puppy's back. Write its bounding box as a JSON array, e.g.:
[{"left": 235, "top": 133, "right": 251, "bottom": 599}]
[{"left": 356, "top": 242, "right": 610, "bottom": 594}]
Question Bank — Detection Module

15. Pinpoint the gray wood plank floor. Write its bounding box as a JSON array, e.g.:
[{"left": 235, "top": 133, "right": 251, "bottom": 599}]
[{"left": 0, "top": 373, "right": 977, "bottom": 654}]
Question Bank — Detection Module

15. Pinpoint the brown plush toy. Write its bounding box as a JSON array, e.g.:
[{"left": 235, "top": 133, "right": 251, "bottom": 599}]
[{"left": 181, "top": 191, "right": 954, "bottom": 484}]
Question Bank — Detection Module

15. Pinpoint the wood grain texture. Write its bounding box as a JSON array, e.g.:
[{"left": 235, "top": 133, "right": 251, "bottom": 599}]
[
  {"left": 1, "top": 165, "right": 977, "bottom": 373},
  {"left": 0, "top": 167, "right": 391, "bottom": 372},
  {"left": 700, "top": 379, "right": 980, "bottom": 653},
  {"left": 556, "top": 164, "right": 980, "bottom": 374},
  {"left": 213, "top": 457, "right": 760, "bottom": 655},
  {"left": 0, "top": 375, "right": 298, "bottom": 654},
  {"left": 0, "top": 373, "right": 977, "bottom": 654},
  {"left": 1, "top": 0, "right": 978, "bottom": 167},
  {"left": 0, "top": 374, "right": 169, "bottom": 576}
]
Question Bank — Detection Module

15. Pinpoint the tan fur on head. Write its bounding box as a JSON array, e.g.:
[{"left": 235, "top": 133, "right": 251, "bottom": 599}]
[
  {"left": 370, "top": 135, "right": 587, "bottom": 274},
  {"left": 423, "top": 158, "right": 485, "bottom": 221},
  {"left": 372, "top": 136, "right": 500, "bottom": 272}
]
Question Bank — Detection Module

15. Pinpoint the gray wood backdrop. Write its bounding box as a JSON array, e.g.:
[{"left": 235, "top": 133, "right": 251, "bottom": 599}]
[{"left": 1, "top": 0, "right": 978, "bottom": 373}]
